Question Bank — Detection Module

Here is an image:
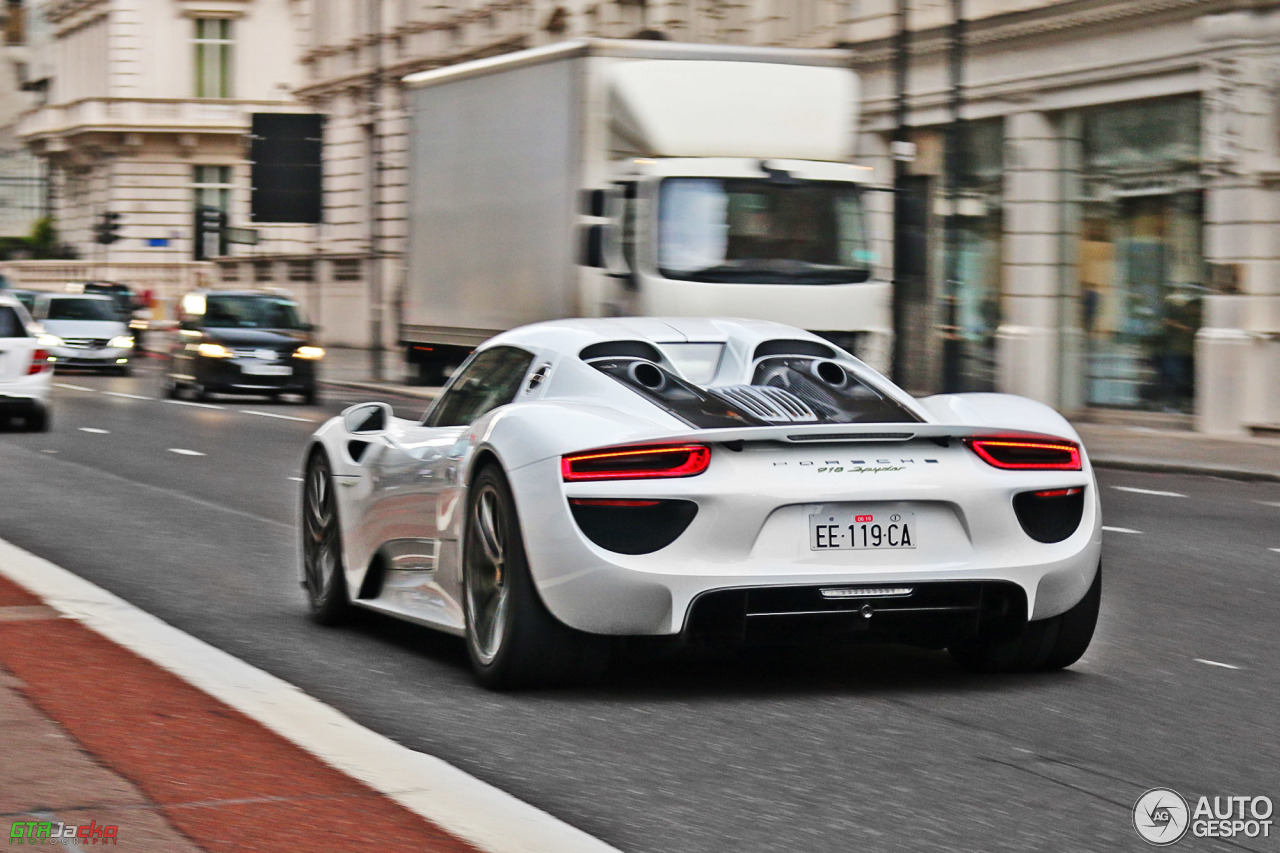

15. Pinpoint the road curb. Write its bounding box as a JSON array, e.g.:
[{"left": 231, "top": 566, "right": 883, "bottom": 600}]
[
  {"left": 1091, "top": 458, "right": 1280, "bottom": 483},
  {"left": 0, "top": 536, "right": 622, "bottom": 853}
]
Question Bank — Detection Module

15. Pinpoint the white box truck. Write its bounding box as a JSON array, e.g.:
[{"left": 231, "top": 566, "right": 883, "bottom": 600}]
[{"left": 400, "top": 38, "right": 889, "bottom": 383}]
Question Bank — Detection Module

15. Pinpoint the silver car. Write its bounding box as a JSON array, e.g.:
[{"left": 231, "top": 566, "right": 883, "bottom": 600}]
[{"left": 32, "top": 293, "right": 135, "bottom": 374}]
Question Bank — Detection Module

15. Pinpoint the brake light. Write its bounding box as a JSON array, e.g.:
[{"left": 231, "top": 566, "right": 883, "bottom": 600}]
[
  {"left": 561, "top": 444, "right": 711, "bottom": 481},
  {"left": 27, "top": 349, "right": 51, "bottom": 374},
  {"left": 965, "top": 437, "right": 1082, "bottom": 471}
]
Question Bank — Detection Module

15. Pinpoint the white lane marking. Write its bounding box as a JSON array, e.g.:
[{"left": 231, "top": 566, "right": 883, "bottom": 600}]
[
  {"left": 1258, "top": 501, "right": 1280, "bottom": 508},
  {"left": 1195, "top": 659, "right": 1241, "bottom": 670},
  {"left": 54, "top": 383, "right": 94, "bottom": 391},
  {"left": 39, "top": 449, "right": 57, "bottom": 454},
  {"left": 104, "top": 391, "right": 154, "bottom": 401},
  {"left": 168, "top": 448, "right": 206, "bottom": 457},
  {"left": 1111, "top": 486, "right": 1187, "bottom": 498},
  {"left": 0, "top": 538, "right": 622, "bottom": 853},
  {"left": 287, "top": 476, "right": 304, "bottom": 482},
  {"left": 1270, "top": 548, "right": 1280, "bottom": 554},
  {"left": 165, "top": 399, "right": 224, "bottom": 410},
  {"left": 78, "top": 427, "right": 110, "bottom": 435},
  {"left": 1102, "top": 526, "right": 1142, "bottom": 534},
  {"left": 239, "top": 409, "right": 317, "bottom": 423}
]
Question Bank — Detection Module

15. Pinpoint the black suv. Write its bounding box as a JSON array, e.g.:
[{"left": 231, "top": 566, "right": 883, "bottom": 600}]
[{"left": 163, "top": 289, "right": 323, "bottom": 404}]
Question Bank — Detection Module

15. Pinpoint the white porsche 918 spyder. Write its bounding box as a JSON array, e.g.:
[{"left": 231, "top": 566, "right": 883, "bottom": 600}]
[{"left": 300, "top": 318, "right": 1101, "bottom": 688}]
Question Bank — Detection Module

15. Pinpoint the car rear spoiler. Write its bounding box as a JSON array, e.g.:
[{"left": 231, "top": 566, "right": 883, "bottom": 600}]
[{"left": 592, "top": 422, "right": 1078, "bottom": 449}]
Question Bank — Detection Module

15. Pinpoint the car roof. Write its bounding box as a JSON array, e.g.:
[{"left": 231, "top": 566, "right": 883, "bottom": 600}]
[
  {"left": 42, "top": 292, "right": 114, "bottom": 301},
  {"left": 189, "top": 289, "right": 299, "bottom": 300}
]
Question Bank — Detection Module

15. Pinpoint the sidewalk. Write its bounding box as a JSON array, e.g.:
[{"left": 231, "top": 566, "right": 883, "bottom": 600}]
[{"left": 0, "top": 572, "right": 479, "bottom": 853}]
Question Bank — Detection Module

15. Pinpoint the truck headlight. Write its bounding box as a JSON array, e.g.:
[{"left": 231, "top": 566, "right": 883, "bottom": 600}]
[
  {"left": 108, "top": 335, "right": 135, "bottom": 349},
  {"left": 293, "top": 346, "right": 325, "bottom": 360}
]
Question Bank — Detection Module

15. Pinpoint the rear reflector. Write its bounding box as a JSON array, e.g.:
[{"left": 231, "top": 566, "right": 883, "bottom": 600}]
[
  {"left": 1033, "top": 487, "right": 1083, "bottom": 498},
  {"left": 27, "top": 349, "right": 51, "bottom": 375},
  {"left": 561, "top": 444, "right": 711, "bottom": 481},
  {"left": 965, "top": 437, "right": 1082, "bottom": 471},
  {"left": 568, "top": 499, "right": 661, "bottom": 507}
]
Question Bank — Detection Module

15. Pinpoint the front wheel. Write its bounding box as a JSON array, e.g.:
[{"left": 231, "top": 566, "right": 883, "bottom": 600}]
[
  {"left": 301, "top": 451, "right": 351, "bottom": 625},
  {"left": 950, "top": 565, "right": 1101, "bottom": 673},
  {"left": 463, "top": 465, "right": 608, "bottom": 689}
]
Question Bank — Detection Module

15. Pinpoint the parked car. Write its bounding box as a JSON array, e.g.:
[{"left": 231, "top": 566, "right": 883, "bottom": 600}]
[
  {"left": 300, "top": 317, "right": 1102, "bottom": 689},
  {"left": 0, "top": 293, "right": 54, "bottom": 430},
  {"left": 162, "top": 289, "right": 323, "bottom": 403},
  {"left": 31, "top": 293, "right": 134, "bottom": 374}
]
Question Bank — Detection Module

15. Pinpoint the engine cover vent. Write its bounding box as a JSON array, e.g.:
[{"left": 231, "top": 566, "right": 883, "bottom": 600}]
[{"left": 711, "top": 385, "right": 818, "bottom": 423}]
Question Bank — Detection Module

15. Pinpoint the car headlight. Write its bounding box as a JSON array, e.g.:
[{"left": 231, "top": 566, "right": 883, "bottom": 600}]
[
  {"left": 38, "top": 333, "right": 63, "bottom": 347},
  {"left": 108, "top": 335, "right": 135, "bottom": 349},
  {"left": 197, "top": 343, "right": 232, "bottom": 358},
  {"left": 293, "top": 346, "right": 325, "bottom": 360}
]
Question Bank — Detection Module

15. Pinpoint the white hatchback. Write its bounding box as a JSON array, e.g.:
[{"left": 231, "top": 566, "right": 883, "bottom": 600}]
[{"left": 0, "top": 293, "right": 54, "bottom": 430}]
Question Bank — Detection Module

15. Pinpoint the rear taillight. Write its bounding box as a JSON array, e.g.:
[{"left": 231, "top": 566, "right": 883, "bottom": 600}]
[
  {"left": 27, "top": 349, "right": 51, "bottom": 374},
  {"left": 561, "top": 444, "right": 711, "bottom": 481},
  {"left": 965, "top": 437, "right": 1082, "bottom": 471}
]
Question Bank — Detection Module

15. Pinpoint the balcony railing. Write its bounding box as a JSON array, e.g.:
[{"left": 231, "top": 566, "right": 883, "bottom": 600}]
[{"left": 19, "top": 98, "right": 303, "bottom": 142}]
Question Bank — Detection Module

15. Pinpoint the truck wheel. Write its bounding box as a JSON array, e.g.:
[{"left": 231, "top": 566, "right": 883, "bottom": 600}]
[
  {"left": 463, "top": 464, "right": 608, "bottom": 689},
  {"left": 950, "top": 565, "right": 1101, "bottom": 673}
]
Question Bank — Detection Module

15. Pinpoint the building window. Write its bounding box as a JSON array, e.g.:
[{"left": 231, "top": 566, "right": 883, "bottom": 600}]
[
  {"left": 288, "top": 260, "right": 315, "bottom": 282},
  {"left": 333, "top": 258, "right": 362, "bottom": 281},
  {"left": 221, "top": 263, "right": 241, "bottom": 282},
  {"left": 193, "top": 165, "right": 232, "bottom": 212},
  {"left": 254, "top": 260, "right": 274, "bottom": 282},
  {"left": 194, "top": 18, "right": 233, "bottom": 98}
]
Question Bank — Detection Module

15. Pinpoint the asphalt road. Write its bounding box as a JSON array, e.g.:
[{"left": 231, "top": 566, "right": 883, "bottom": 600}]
[{"left": 2, "top": 365, "right": 1278, "bottom": 852}]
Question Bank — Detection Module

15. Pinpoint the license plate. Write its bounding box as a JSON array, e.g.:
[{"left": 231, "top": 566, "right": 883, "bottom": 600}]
[
  {"left": 242, "top": 364, "right": 291, "bottom": 376},
  {"left": 809, "top": 510, "right": 917, "bottom": 550}
]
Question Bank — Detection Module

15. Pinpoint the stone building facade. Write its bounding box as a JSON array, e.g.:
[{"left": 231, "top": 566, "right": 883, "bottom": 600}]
[{"left": 18, "top": 0, "right": 313, "bottom": 271}]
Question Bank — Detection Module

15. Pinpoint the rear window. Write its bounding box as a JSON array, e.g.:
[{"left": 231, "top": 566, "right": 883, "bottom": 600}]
[{"left": 0, "top": 306, "right": 26, "bottom": 337}]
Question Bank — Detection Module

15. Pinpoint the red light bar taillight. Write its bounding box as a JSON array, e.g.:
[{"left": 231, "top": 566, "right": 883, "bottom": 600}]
[
  {"left": 27, "top": 349, "right": 51, "bottom": 375},
  {"left": 561, "top": 444, "right": 711, "bottom": 481},
  {"left": 965, "top": 437, "right": 1082, "bottom": 471}
]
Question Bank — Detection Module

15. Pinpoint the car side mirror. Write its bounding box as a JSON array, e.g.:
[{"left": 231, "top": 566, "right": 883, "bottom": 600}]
[{"left": 344, "top": 402, "right": 393, "bottom": 435}]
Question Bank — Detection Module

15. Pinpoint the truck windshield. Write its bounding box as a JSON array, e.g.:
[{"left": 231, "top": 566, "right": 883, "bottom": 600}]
[{"left": 658, "top": 178, "right": 872, "bottom": 284}]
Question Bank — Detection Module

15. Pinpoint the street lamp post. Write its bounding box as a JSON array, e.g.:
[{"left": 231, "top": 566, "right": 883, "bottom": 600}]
[
  {"left": 890, "top": 0, "right": 912, "bottom": 388},
  {"left": 368, "top": 0, "right": 385, "bottom": 382},
  {"left": 941, "top": 0, "right": 967, "bottom": 392}
]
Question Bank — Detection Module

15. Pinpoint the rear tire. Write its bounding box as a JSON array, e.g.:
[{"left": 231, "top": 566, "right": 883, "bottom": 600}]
[
  {"left": 950, "top": 564, "right": 1101, "bottom": 673},
  {"left": 301, "top": 385, "right": 319, "bottom": 406},
  {"left": 463, "top": 464, "right": 608, "bottom": 689},
  {"left": 301, "top": 451, "right": 351, "bottom": 625}
]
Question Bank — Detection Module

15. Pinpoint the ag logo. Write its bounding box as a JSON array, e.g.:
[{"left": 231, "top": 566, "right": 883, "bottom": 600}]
[{"left": 1134, "top": 788, "right": 1190, "bottom": 845}]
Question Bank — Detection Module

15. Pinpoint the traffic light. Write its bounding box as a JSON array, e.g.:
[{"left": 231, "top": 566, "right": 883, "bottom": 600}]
[{"left": 94, "top": 211, "right": 123, "bottom": 245}]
